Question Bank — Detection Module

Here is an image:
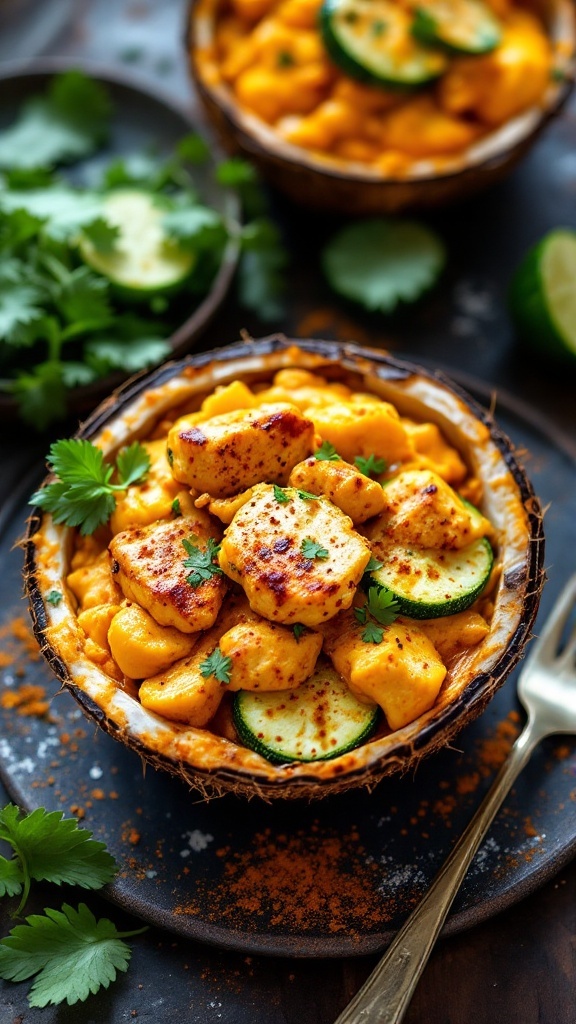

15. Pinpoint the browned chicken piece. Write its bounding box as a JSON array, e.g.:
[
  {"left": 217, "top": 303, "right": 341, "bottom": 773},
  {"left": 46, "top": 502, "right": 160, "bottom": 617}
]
[
  {"left": 219, "top": 618, "right": 323, "bottom": 690},
  {"left": 218, "top": 484, "right": 371, "bottom": 626},
  {"left": 289, "top": 457, "right": 385, "bottom": 523},
  {"left": 366, "top": 469, "right": 491, "bottom": 551},
  {"left": 167, "top": 403, "right": 315, "bottom": 498},
  {"left": 109, "top": 512, "right": 226, "bottom": 634}
]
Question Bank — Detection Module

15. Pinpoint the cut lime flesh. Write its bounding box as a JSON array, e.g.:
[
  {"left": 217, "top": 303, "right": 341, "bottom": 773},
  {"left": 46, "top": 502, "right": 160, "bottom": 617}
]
[
  {"left": 79, "top": 190, "right": 195, "bottom": 294},
  {"left": 541, "top": 230, "right": 576, "bottom": 357}
]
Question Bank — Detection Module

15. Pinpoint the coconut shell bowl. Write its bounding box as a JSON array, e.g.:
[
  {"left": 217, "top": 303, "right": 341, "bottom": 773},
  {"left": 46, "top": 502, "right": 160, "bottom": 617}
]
[
  {"left": 25, "top": 337, "right": 545, "bottom": 800},
  {"left": 187, "top": 0, "right": 576, "bottom": 213}
]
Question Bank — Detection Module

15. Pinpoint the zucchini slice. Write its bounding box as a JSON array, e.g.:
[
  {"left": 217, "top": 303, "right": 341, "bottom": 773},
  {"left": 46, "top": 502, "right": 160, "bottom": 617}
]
[
  {"left": 319, "top": 0, "right": 448, "bottom": 88},
  {"left": 233, "top": 664, "right": 379, "bottom": 764},
  {"left": 79, "top": 190, "right": 195, "bottom": 296},
  {"left": 369, "top": 537, "right": 494, "bottom": 618},
  {"left": 411, "top": 0, "right": 502, "bottom": 56}
]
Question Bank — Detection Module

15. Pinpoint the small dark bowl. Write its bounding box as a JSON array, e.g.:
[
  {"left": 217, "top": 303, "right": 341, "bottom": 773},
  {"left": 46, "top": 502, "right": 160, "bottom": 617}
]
[{"left": 0, "top": 58, "right": 240, "bottom": 421}]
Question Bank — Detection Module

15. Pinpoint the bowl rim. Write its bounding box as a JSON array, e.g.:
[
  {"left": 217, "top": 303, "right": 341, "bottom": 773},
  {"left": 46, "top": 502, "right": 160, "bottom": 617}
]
[
  {"left": 0, "top": 56, "right": 241, "bottom": 418},
  {"left": 25, "top": 336, "right": 546, "bottom": 798},
  {"left": 187, "top": 0, "right": 576, "bottom": 186}
]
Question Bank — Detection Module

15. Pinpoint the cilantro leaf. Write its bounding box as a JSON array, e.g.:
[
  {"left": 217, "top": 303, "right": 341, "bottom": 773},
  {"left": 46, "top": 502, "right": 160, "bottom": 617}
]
[
  {"left": 216, "top": 157, "right": 258, "bottom": 189},
  {"left": 366, "top": 586, "right": 399, "bottom": 625},
  {"left": 51, "top": 266, "right": 112, "bottom": 327},
  {"left": 30, "top": 438, "right": 150, "bottom": 534},
  {"left": 365, "top": 555, "right": 384, "bottom": 572},
  {"left": 116, "top": 442, "right": 152, "bottom": 487},
  {"left": 199, "top": 647, "right": 232, "bottom": 684},
  {"left": 354, "top": 454, "right": 387, "bottom": 478},
  {"left": 322, "top": 219, "right": 446, "bottom": 313},
  {"left": 0, "top": 187, "right": 106, "bottom": 241},
  {"left": 0, "top": 805, "right": 116, "bottom": 892},
  {"left": 176, "top": 133, "right": 210, "bottom": 164},
  {"left": 80, "top": 217, "right": 120, "bottom": 254},
  {"left": 0, "top": 71, "right": 111, "bottom": 170},
  {"left": 292, "top": 623, "right": 305, "bottom": 641},
  {"left": 354, "top": 606, "right": 368, "bottom": 626},
  {"left": 297, "top": 490, "right": 320, "bottom": 501},
  {"left": 162, "top": 202, "right": 226, "bottom": 252},
  {"left": 182, "top": 537, "right": 223, "bottom": 587},
  {"left": 301, "top": 538, "right": 329, "bottom": 560},
  {"left": 0, "top": 282, "right": 45, "bottom": 342},
  {"left": 171, "top": 497, "right": 182, "bottom": 516},
  {"left": 8, "top": 362, "right": 68, "bottom": 430},
  {"left": 314, "top": 441, "right": 340, "bottom": 462},
  {"left": 361, "top": 621, "right": 384, "bottom": 644},
  {"left": 273, "top": 484, "right": 290, "bottom": 504},
  {"left": 0, "top": 903, "right": 145, "bottom": 1008},
  {"left": 45, "top": 590, "right": 63, "bottom": 606},
  {"left": 0, "top": 856, "right": 24, "bottom": 899}
]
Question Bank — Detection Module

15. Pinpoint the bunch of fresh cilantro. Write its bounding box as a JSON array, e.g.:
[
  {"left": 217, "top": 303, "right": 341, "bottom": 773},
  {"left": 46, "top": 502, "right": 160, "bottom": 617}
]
[
  {"left": 0, "top": 70, "right": 287, "bottom": 428},
  {"left": 0, "top": 802, "right": 146, "bottom": 1008}
]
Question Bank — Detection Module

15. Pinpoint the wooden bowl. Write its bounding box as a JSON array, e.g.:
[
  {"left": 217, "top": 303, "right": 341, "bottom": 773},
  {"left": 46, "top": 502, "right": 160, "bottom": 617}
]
[
  {"left": 25, "top": 337, "right": 545, "bottom": 800},
  {"left": 187, "top": 0, "right": 576, "bottom": 213}
]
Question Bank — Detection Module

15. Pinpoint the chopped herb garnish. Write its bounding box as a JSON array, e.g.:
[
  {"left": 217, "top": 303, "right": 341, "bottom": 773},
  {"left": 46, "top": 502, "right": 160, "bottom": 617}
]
[
  {"left": 371, "top": 19, "right": 387, "bottom": 36},
  {"left": 354, "top": 586, "right": 398, "bottom": 643},
  {"left": 199, "top": 647, "right": 232, "bottom": 684},
  {"left": 366, "top": 586, "right": 399, "bottom": 625},
  {"left": 171, "top": 497, "right": 181, "bottom": 516},
  {"left": 166, "top": 447, "right": 174, "bottom": 467},
  {"left": 297, "top": 489, "right": 320, "bottom": 501},
  {"left": 29, "top": 438, "right": 150, "bottom": 535},
  {"left": 361, "top": 621, "right": 384, "bottom": 644},
  {"left": 182, "top": 537, "right": 222, "bottom": 587},
  {"left": 301, "top": 538, "right": 329, "bottom": 560},
  {"left": 365, "top": 555, "right": 384, "bottom": 572},
  {"left": 314, "top": 441, "right": 340, "bottom": 462},
  {"left": 355, "top": 453, "right": 387, "bottom": 478},
  {"left": 46, "top": 590, "right": 63, "bottom": 606},
  {"left": 273, "top": 484, "right": 291, "bottom": 503},
  {"left": 292, "top": 623, "right": 305, "bottom": 641},
  {"left": 277, "top": 50, "right": 296, "bottom": 67}
]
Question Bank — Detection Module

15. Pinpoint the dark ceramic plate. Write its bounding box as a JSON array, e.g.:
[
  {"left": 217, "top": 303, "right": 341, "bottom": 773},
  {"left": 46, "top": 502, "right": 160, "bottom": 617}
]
[
  {"left": 0, "top": 381, "right": 575, "bottom": 958},
  {"left": 0, "top": 58, "right": 239, "bottom": 419}
]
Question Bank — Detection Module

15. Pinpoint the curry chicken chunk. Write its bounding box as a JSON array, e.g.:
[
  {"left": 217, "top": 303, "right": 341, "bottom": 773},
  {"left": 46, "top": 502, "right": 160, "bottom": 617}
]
[{"left": 67, "top": 367, "right": 497, "bottom": 764}]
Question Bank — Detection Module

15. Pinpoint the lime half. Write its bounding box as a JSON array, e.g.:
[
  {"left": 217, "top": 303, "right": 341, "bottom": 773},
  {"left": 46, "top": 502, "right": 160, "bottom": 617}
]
[
  {"left": 79, "top": 190, "right": 195, "bottom": 298},
  {"left": 509, "top": 228, "right": 576, "bottom": 362}
]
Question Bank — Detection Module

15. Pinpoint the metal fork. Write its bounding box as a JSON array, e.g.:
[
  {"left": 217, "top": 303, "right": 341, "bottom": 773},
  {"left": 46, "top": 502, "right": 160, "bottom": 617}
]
[{"left": 334, "top": 573, "right": 576, "bottom": 1024}]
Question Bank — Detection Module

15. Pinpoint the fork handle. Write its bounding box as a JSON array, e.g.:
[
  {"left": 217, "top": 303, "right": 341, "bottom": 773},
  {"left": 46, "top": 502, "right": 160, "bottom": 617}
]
[{"left": 334, "top": 717, "right": 547, "bottom": 1024}]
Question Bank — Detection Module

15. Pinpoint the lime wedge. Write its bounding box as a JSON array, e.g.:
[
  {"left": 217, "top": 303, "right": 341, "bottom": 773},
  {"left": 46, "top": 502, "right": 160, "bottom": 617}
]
[{"left": 509, "top": 228, "right": 576, "bottom": 362}]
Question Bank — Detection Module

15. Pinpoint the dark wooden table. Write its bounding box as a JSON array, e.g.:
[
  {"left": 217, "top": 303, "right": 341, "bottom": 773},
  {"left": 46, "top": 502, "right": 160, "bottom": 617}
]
[{"left": 1, "top": 1, "right": 575, "bottom": 1022}]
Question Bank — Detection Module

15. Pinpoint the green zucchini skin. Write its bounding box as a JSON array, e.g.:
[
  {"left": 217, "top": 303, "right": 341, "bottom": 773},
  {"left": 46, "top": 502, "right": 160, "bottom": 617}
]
[
  {"left": 369, "top": 537, "right": 494, "bottom": 619},
  {"left": 319, "top": 0, "right": 448, "bottom": 89},
  {"left": 233, "top": 665, "right": 379, "bottom": 764},
  {"left": 411, "top": 1, "right": 502, "bottom": 56}
]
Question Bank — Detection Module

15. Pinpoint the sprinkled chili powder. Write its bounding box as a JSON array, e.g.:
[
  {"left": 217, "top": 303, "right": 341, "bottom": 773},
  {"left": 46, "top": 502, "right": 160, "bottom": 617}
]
[{"left": 173, "top": 825, "right": 395, "bottom": 935}]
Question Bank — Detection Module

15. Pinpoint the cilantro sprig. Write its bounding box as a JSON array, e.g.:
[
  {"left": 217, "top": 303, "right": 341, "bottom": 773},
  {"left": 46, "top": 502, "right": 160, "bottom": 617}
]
[
  {"left": 355, "top": 454, "right": 387, "bottom": 478},
  {"left": 301, "top": 538, "right": 329, "bottom": 560},
  {"left": 0, "top": 803, "right": 146, "bottom": 1008},
  {"left": 0, "top": 903, "right": 146, "bottom": 1009},
  {"left": 30, "top": 438, "right": 150, "bottom": 535},
  {"left": 182, "top": 537, "right": 223, "bottom": 587},
  {"left": 200, "top": 647, "right": 232, "bottom": 684},
  {"left": 354, "top": 586, "right": 399, "bottom": 644},
  {"left": 315, "top": 441, "right": 340, "bottom": 462}
]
